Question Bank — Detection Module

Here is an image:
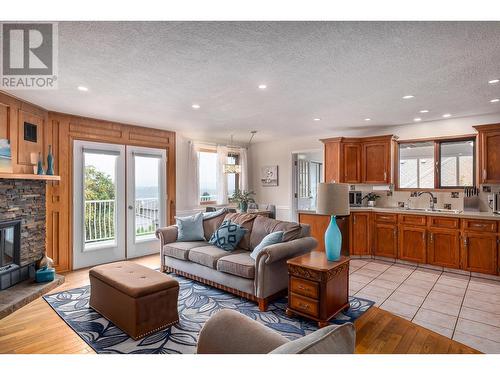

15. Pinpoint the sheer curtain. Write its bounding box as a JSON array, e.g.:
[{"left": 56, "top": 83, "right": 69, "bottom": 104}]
[
  {"left": 187, "top": 141, "right": 200, "bottom": 208},
  {"left": 239, "top": 147, "right": 248, "bottom": 191},
  {"left": 216, "top": 145, "right": 228, "bottom": 205}
]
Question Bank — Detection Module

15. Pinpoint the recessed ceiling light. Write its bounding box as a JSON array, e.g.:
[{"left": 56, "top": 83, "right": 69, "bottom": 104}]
[
  {"left": 419, "top": 109, "right": 429, "bottom": 113},
  {"left": 490, "top": 98, "right": 500, "bottom": 103},
  {"left": 488, "top": 79, "right": 499, "bottom": 84},
  {"left": 442, "top": 113, "right": 451, "bottom": 118},
  {"left": 364, "top": 118, "right": 371, "bottom": 121},
  {"left": 77, "top": 86, "right": 88, "bottom": 92},
  {"left": 258, "top": 84, "right": 267, "bottom": 89},
  {"left": 414, "top": 118, "right": 422, "bottom": 122},
  {"left": 192, "top": 104, "right": 200, "bottom": 109},
  {"left": 402, "top": 95, "right": 415, "bottom": 99},
  {"left": 313, "top": 118, "right": 321, "bottom": 121}
]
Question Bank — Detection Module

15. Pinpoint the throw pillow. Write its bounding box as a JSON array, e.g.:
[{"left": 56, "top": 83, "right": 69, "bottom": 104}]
[
  {"left": 209, "top": 219, "right": 247, "bottom": 251},
  {"left": 202, "top": 208, "right": 227, "bottom": 220},
  {"left": 250, "top": 231, "right": 284, "bottom": 260},
  {"left": 175, "top": 212, "right": 205, "bottom": 241}
]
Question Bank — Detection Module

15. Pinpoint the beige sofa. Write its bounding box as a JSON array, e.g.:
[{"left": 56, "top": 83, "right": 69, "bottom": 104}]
[
  {"left": 156, "top": 211, "right": 317, "bottom": 311},
  {"left": 197, "top": 309, "right": 356, "bottom": 354}
]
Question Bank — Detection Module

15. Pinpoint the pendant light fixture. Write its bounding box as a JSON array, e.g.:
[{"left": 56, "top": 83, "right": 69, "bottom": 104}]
[{"left": 223, "top": 134, "right": 242, "bottom": 174}]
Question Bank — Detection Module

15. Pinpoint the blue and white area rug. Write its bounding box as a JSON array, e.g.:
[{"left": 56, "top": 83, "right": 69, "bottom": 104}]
[{"left": 43, "top": 274, "right": 374, "bottom": 354}]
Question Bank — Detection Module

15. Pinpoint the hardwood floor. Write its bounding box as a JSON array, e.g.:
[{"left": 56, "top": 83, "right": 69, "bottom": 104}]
[{"left": 0, "top": 254, "right": 478, "bottom": 354}]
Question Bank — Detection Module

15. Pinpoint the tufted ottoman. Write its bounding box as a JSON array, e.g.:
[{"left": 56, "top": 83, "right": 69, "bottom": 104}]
[{"left": 89, "top": 261, "right": 179, "bottom": 340}]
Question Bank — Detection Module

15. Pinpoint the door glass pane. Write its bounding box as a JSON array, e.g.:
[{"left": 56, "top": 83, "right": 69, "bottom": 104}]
[
  {"left": 135, "top": 156, "right": 161, "bottom": 240},
  {"left": 440, "top": 140, "right": 474, "bottom": 187},
  {"left": 399, "top": 142, "right": 434, "bottom": 188},
  {"left": 84, "top": 152, "right": 117, "bottom": 248}
]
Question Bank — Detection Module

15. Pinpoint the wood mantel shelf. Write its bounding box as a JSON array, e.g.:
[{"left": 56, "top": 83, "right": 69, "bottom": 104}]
[{"left": 0, "top": 173, "right": 61, "bottom": 181}]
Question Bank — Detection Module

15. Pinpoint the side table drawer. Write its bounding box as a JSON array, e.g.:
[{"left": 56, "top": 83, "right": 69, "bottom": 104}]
[
  {"left": 289, "top": 292, "right": 319, "bottom": 318},
  {"left": 290, "top": 276, "right": 319, "bottom": 299}
]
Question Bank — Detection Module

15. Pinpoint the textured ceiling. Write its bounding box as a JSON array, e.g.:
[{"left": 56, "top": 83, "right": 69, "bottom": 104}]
[{"left": 7, "top": 21, "right": 500, "bottom": 143}]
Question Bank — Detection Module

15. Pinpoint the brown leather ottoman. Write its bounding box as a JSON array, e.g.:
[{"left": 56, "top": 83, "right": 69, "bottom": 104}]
[{"left": 89, "top": 261, "right": 179, "bottom": 340}]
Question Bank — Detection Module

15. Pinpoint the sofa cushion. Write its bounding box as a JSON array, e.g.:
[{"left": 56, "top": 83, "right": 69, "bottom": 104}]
[
  {"left": 203, "top": 209, "right": 227, "bottom": 240},
  {"left": 163, "top": 241, "right": 207, "bottom": 261},
  {"left": 223, "top": 213, "right": 257, "bottom": 250},
  {"left": 176, "top": 212, "right": 205, "bottom": 241},
  {"left": 209, "top": 220, "right": 248, "bottom": 251},
  {"left": 188, "top": 245, "right": 243, "bottom": 269},
  {"left": 249, "top": 216, "right": 302, "bottom": 250},
  {"left": 217, "top": 252, "right": 256, "bottom": 279}
]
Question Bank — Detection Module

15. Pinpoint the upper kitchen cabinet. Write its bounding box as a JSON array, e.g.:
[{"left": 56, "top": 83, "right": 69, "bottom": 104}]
[
  {"left": 475, "top": 124, "right": 500, "bottom": 184},
  {"left": 321, "top": 135, "right": 394, "bottom": 184}
]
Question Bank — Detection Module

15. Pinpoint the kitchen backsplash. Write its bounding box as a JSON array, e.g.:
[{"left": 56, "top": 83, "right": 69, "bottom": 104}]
[{"left": 349, "top": 184, "right": 500, "bottom": 212}]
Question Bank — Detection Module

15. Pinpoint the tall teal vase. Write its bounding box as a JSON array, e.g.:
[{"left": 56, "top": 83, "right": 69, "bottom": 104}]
[
  {"left": 46, "top": 145, "right": 54, "bottom": 175},
  {"left": 324, "top": 215, "right": 342, "bottom": 261}
]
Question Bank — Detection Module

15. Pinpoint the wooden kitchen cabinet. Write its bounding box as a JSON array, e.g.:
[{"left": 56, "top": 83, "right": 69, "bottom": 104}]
[
  {"left": 373, "top": 223, "right": 398, "bottom": 258},
  {"left": 427, "top": 229, "right": 461, "bottom": 269},
  {"left": 475, "top": 124, "right": 500, "bottom": 184},
  {"left": 362, "top": 140, "right": 391, "bottom": 184},
  {"left": 461, "top": 232, "right": 498, "bottom": 275},
  {"left": 342, "top": 143, "right": 361, "bottom": 183},
  {"left": 350, "top": 212, "right": 371, "bottom": 256},
  {"left": 398, "top": 225, "right": 427, "bottom": 264},
  {"left": 321, "top": 135, "right": 393, "bottom": 184}
]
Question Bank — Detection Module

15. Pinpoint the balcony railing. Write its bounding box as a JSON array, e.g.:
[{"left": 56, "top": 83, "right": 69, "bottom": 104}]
[
  {"left": 84, "top": 198, "right": 160, "bottom": 244},
  {"left": 200, "top": 194, "right": 217, "bottom": 203}
]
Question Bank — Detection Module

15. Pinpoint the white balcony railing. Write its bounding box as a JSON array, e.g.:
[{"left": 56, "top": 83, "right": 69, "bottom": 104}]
[{"left": 84, "top": 198, "right": 160, "bottom": 244}]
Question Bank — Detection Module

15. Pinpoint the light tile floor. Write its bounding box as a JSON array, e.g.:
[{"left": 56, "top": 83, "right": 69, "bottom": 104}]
[{"left": 349, "top": 258, "right": 500, "bottom": 353}]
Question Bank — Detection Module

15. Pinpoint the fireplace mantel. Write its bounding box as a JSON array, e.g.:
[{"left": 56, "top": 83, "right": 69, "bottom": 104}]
[{"left": 0, "top": 173, "right": 60, "bottom": 181}]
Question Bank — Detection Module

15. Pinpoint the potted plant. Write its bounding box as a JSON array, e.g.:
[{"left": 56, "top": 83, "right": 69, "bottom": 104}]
[
  {"left": 362, "top": 192, "right": 381, "bottom": 207},
  {"left": 229, "top": 189, "right": 256, "bottom": 213}
]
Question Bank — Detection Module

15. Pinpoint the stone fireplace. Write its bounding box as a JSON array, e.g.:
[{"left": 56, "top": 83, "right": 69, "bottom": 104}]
[{"left": 0, "top": 179, "right": 46, "bottom": 290}]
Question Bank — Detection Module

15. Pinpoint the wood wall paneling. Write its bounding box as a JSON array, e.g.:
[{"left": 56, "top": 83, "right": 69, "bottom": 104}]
[{"left": 0, "top": 91, "right": 177, "bottom": 272}]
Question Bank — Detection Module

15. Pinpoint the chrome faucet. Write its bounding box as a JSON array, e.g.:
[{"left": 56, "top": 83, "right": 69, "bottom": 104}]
[{"left": 417, "top": 191, "right": 435, "bottom": 210}]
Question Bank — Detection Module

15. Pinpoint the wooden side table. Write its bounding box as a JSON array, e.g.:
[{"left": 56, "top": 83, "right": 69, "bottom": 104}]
[{"left": 286, "top": 252, "right": 350, "bottom": 327}]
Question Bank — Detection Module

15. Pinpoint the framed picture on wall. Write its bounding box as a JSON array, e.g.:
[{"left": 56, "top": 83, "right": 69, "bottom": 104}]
[
  {"left": 0, "top": 139, "right": 13, "bottom": 173},
  {"left": 261, "top": 165, "right": 278, "bottom": 186}
]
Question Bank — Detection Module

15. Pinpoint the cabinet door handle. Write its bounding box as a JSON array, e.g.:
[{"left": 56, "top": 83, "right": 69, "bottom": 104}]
[
  {"left": 384, "top": 171, "right": 387, "bottom": 180},
  {"left": 464, "top": 237, "right": 468, "bottom": 247},
  {"left": 353, "top": 216, "right": 356, "bottom": 224},
  {"left": 422, "top": 232, "right": 426, "bottom": 241},
  {"left": 483, "top": 169, "right": 487, "bottom": 180},
  {"left": 429, "top": 232, "right": 433, "bottom": 243}
]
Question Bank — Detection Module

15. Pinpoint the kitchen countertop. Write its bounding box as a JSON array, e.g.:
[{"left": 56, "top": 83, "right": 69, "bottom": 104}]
[{"left": 298, "top": 207, "right": 500, "bottom": 220}]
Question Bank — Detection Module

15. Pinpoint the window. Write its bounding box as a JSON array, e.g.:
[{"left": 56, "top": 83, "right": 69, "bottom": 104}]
[
  {"left": 199, "top": 151, "right": 217, "bottom": 203},
  {"left": 397, "top": 137, "right": 475, "bottom": 190},
  {"left": 198, "top": 150, "right": 240, "bottom": 204}
]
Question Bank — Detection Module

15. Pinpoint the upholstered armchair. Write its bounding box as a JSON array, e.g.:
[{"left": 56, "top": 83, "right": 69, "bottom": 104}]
[{"left": 197, "top": 309, "right": 356, "bottom": 354}]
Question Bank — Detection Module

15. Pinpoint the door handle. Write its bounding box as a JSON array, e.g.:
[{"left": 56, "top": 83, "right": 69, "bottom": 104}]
[{"left": 128, "top": 205, "right": 134, "bottom": 210}]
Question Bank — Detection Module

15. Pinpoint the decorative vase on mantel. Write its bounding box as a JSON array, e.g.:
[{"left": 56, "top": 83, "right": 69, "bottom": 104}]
[
  {"left": 46, "top": 145, "right": 54, "bottom": 175},
  {"left": 36, "top": 152, "right": 44, "bottom": 175},
  {"left": 239, "top": 201, "right": 248, "bottom": 213},
  {"left": 36, "top": 251, "right": 54, "bottom": 270}
]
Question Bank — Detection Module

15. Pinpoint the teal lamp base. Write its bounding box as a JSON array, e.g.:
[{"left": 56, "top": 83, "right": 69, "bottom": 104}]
[{"left": 324, "top": 215, "right": 342, "bottom": 261}]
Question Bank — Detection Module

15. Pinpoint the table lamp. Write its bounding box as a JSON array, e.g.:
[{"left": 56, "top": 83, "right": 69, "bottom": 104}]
[{"left": 316, "top": 183, "right": 350, "bottom": 261}]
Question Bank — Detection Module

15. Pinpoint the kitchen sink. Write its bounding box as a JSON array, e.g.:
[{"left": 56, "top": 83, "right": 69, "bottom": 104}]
[{"left": 403, "top": 207, "right": 462, "bottom": 214}]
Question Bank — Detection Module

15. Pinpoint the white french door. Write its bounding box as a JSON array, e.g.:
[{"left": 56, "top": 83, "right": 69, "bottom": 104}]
[
  {"left": 73, "top": 141, "right": 167, "bottom": 269},
  {"left": 126, "top": 146, "right": 167, "bottom": 259}
]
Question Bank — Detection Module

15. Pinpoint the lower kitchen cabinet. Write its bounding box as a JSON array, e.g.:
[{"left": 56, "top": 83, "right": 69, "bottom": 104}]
[
  {"left": 427, "top": 229, "right": 461, "bottom": 269},
  {"left": 461, "top": 232, "right": 498, "bottom": 275},
  {"left": 373, "top": 223, "right": 398, "bottom": 258},
  {"left": 398, "top": 225, "right": 427, "bottom": 264},
  {"left": 350, "top": 212, "right": 371, "bottom": 256}
]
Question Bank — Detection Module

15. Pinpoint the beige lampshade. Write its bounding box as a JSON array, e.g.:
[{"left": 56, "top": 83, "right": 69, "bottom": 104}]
[{"left": 316, "top": 183, "right": 350, "bottom": 216}]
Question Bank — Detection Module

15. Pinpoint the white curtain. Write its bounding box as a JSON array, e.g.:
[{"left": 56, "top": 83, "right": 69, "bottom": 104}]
[
  {"left": 216, "top": 145, "right": 228, "bottom": 205},
  {"left": 187, "top": 141, "right": 200, "bottom": 208},
  {"left": 239, "top": 147, "right": 248, "bottom": 191}
]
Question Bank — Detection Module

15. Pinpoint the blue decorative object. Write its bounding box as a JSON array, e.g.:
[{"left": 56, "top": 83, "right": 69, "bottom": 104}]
[
  {"left": 35, "top": 266, "right": 55, "bottom": 283},
  {"left": 250, "top": 231, "right": 284, "bottom": 259},
  {"left": 36, "top": 152, "right": 44, "bottom": 175},
  {"left": 325, "top": 215, "right": 342, "bottom": 261},
  {"left": 209, "top": 219, "right": 247, "bottom": 251},
  {"left": 43, "top": 273, "right": 374, "bottom": 354},
  {"left": 46, "top": 145, "right": 54, "bottom": 175},
  {"left": 175, "top": 212, "right": 205, "bottom": 241}
]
